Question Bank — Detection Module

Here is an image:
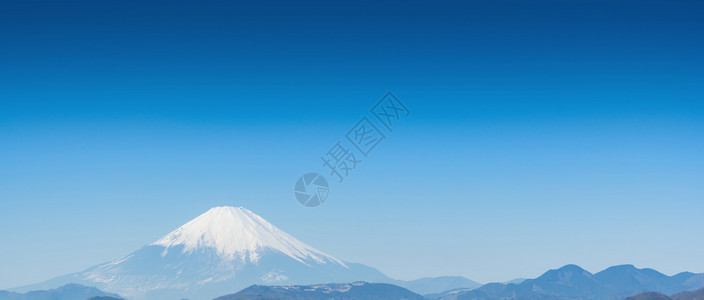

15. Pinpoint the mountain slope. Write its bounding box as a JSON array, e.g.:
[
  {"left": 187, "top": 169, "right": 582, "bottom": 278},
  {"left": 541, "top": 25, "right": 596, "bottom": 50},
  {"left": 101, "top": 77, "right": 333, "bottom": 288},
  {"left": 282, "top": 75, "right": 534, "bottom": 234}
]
[
  {"left": 625, "top": 287, "right": 704, "bottom": 300},
  {"left": 214, "top": 282, "right": 425, "bottom": 300},
  {"left": 13, "top": 207, "right": 390, "bottom": 300},
  {"left": 625, "top": 292, "right": 673, "bottom": 300},
  {"left": 672, "top": 287, "right": 704, "bottom": 300},
  {"left": 594, "top": 264, "right": 693, "bottom": 298}
]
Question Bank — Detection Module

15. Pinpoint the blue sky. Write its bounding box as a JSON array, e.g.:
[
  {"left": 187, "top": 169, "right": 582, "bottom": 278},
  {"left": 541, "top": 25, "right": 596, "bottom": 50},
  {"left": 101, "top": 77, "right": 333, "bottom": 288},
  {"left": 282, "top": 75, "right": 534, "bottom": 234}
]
[{"left": 1, "top": 0, "right": 703, "bottom": 289}]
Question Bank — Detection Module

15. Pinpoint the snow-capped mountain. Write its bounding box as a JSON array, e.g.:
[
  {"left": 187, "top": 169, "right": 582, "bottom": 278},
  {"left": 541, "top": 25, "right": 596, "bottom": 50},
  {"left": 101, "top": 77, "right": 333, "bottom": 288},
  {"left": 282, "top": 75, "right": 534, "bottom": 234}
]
[
  {"left": 15, "top": 207, "right": 389, "bottom": 300},
  {"left": 150, "top": 206, "right": 345, "bottom": 266}
]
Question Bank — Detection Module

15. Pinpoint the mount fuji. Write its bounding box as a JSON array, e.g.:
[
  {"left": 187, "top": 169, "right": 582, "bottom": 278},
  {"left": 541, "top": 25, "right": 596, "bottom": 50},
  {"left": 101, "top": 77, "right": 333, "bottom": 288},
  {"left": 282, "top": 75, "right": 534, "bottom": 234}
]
[{"left": 14, "top": 207, "right": 389, "bottom": 300}]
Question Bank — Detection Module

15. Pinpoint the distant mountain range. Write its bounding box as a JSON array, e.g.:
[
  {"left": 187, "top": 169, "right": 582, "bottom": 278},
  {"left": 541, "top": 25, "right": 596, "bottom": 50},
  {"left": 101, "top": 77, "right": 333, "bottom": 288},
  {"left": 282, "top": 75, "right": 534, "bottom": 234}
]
[
  {"left": 435, "top": 264, "right": 704, "bottom": 300},
  {"left": 0, "top": 284, "right": 121, "bottom": 300},
  {"left": 4, "top": 265, "right": 704, "bottom": 300},
  {"left": 215, "top": 282, "right": 424, "bottom": 300},
  {"left": 213, "top": 264, "right": 704, "bottom": 300},
  {"left": 6, "top": 207, "right": 703, "bottom": 300},
  {"left": 391, "top": 276, "right": 481, "bottom": 295}
]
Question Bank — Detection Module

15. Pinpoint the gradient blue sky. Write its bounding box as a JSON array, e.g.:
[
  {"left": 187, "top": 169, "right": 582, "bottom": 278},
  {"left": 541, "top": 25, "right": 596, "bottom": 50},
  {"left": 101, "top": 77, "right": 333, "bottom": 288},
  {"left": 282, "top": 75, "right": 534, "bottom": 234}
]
[{"left": 1, "top": 0, "right": 703, "bottom": 289}]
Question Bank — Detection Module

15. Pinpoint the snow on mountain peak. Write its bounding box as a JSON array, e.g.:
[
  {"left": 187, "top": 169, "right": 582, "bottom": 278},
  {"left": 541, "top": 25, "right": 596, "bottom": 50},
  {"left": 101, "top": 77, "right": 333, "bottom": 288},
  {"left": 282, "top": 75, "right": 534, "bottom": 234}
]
[{"left": 151, "top": 206, "right": 346, "bottom": 267}]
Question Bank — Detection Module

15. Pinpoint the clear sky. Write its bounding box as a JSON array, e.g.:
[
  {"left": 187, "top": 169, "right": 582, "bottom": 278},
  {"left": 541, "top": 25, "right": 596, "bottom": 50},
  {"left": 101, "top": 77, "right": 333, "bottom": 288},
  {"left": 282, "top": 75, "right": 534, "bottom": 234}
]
[{"left": 1, "top": 0, "right": 703, "bottom": 289}]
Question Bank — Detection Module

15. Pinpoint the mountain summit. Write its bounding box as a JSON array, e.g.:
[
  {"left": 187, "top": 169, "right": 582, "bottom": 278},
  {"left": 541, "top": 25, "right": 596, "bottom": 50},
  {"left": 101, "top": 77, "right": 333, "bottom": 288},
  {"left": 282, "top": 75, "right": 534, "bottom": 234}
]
[
  {"left": 151, "top": 206, "right": 345, "bottom": 266},
  {"left": 15, "top": 206, "right": 388, "bottom": 300}
]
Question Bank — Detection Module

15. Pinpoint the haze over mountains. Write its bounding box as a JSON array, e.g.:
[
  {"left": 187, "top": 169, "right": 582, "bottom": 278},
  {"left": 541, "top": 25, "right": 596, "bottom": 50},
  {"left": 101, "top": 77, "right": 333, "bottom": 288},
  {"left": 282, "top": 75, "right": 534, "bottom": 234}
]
[
  {"left": 435, "top": 264, "right": 704, "bottom": 300},
  {"left": 0, "top": 284, "right": 120, "bottom": 300},
  {"left": 6, "top": 207, "right": 703, "bottom": 300}
]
